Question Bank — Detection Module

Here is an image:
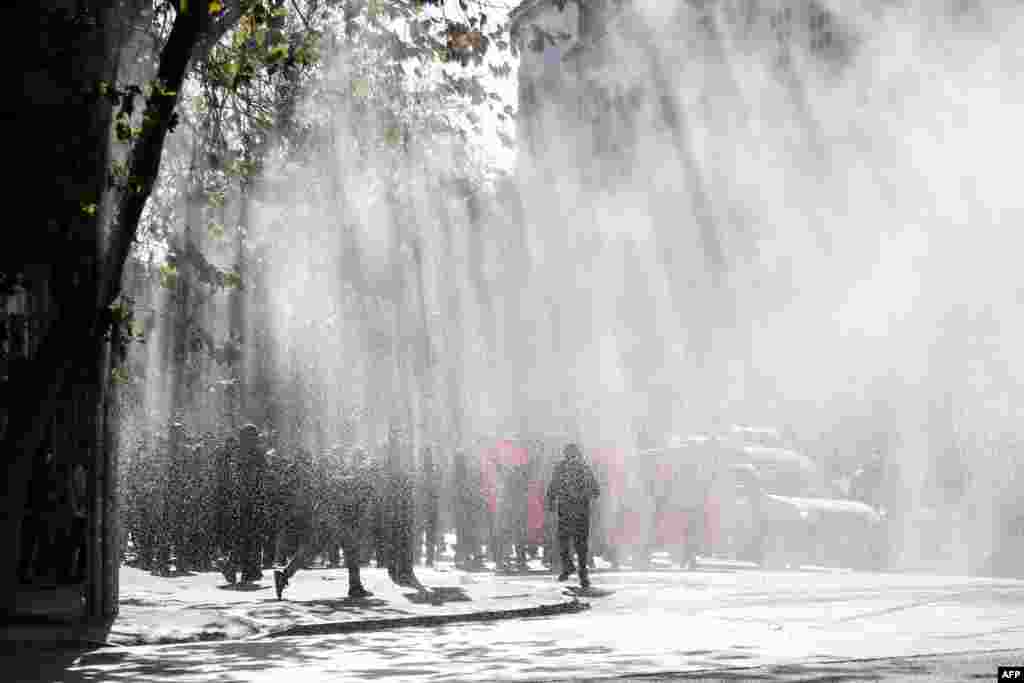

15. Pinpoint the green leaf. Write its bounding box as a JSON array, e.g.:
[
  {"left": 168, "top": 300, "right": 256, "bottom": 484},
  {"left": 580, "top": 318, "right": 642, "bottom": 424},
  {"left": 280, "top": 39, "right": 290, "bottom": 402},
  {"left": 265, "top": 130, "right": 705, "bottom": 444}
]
[
  {"left": 109, "top": 301, "right": 131, "bottom": 324},
  {"left": 223, "top": 270, "right": 243, "bottom": 289},
  {"left": 115, "top": 115, "right": 134, "bottom": 142},
  {"left": 384, "top": 125, "right": 402, "bottom": 146},
  {"left": 149, "top": 79, "right": 177, "bottom": 98},
  {"left": 81, "top": 202, "right": 97, "bottom": 217},
  {"left": 158, "top": 262, "right": 179, "bottom": 289},
  {"left": 128, "top": 319, "right": 145, "bottom": 338},
  {"left": 208, "top": 221, "right": 226, "bottom": 240},
  {"left": 111, "top": 367, "right": 132, "bottom": 385},
  {"left": 267, "top": 43, "right": 289, "bottom": 63},
  {"left": 352, "top": 79, "right": 370, "bottom": 98},
  {"left": 208, "top": 0, "right": 223, "bottom": 14},
  {"left": 206, "top": 190, "right": 226, "bottom": 208}
]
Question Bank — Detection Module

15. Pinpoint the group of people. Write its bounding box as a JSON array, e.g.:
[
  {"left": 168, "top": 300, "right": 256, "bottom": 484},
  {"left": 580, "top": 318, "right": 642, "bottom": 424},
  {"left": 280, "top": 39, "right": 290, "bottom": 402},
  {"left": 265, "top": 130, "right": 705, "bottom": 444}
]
[
  {"left": 118, "top": 423, "right": 605, "bottom": 598},
  {"left": 274, "top": 441, "right": 603, "bottom": 595}
]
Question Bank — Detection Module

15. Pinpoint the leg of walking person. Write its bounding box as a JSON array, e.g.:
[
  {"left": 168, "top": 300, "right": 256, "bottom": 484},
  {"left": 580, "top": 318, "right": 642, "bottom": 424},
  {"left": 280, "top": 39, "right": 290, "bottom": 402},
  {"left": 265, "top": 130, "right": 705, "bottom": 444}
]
[
  {"left": 424, "top": 517, "right": 437, "bottom": 567},
  {"left": 274, "top": 540, "right": 313, "bottom": 600},
  {"left": 576, "top": 516, "right": 591, "bottom": 589},
  {"left": 342, "top": 533, "right": 372, "bottom": 598},
  {"left": 557, "top": 515, "right": 575, "bottom": 580},
  {"left": 273, "top": 501, "right": 322, "bottom": 600}
]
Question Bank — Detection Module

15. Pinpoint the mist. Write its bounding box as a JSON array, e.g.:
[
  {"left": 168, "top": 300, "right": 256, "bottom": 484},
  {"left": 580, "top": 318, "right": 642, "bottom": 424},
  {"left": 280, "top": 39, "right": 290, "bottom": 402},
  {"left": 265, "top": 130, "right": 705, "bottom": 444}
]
[{"left": 113, "top": 0, "right": 1024, "bottom": 578}]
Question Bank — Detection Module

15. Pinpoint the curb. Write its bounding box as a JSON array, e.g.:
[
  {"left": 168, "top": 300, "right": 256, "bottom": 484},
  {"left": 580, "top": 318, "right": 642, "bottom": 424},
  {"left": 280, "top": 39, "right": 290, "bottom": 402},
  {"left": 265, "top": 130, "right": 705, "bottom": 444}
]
[{"left": 263, "top": 599, "right": 591, "bottom": 639}]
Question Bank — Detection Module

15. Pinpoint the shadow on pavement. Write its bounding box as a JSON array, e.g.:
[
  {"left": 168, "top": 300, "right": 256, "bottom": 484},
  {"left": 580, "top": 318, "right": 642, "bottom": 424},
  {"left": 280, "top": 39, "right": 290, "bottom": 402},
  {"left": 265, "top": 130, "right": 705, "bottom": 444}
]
[
  {"left": 60, "top": 638, "right": 341, "bottom": 682},
  {"left": 264, "top": 598, "right": 588, "bottom": 638},
  {"left": 613, "top": 656, "right": 949, "bottom": 681},
  {"left": 1, "top": 644, "right": 95, "bottom": 682},
  {"left": 298, "top": 596, "right": 413, "bottom": 616},
  {"left": 217, "top": 582, "right": 272, "bottom": 592},
  {"left": 403, "top": 587, "right": 471, "bottom": 604},
  {"left": 29, "top": 629, "right": 1007, "bottom": 683},
  {"left": 58, "top": 621, "right": 607, "bottom": 682}
]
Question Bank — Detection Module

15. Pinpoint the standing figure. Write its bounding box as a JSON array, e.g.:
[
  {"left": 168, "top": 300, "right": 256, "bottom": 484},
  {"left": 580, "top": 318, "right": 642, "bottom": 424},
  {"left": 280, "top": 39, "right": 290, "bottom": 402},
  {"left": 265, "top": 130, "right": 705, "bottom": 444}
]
[
  {"left": 453, "top": 450, "right": 485, "bottom": 568},
  {"left": 273, "top": 446, "right": 376, "bottom": 600},
  {"left": 497, "top": 459, "right": 530, "bottom": 571},
  {"left": 380, "top": 432, "right": 420, "bottom": 588},
  {"left": 212, "top": 435, "right": 239, "bottom": 584},
  {"left": 62, "top": 463, "right": 88, "bottom": 583},
  {"left": 19, "top": 450, "right": 57, "bottom": 584},
  {"left": 546, "top": 443, "right": 600, "bottom": 588},
  {"left": 416, "top": 447, "right": 441, "bottom": 567},
  {"left": 227, "top": 424, "right": 267, "bottom": 584}
]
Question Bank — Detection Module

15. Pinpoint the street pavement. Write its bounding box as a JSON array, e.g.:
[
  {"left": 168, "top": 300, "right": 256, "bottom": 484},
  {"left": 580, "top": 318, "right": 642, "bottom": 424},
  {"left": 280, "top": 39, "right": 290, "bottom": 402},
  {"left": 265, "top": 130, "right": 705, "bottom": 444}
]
[{"left": 4, "top": 559, "right": 1024, "bottom": 681}]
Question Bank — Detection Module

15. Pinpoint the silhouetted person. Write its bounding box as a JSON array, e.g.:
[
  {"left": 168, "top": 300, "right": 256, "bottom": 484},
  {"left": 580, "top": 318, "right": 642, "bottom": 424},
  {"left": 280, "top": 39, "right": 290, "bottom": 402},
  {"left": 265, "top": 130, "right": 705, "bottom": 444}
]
[
  {"left": 275, "top": 446, "right": 313, "bottom": 567},
  {"left": 274, "top": 446, "right": 375, "bottom": 600},
  {"left": 379, "top": 430, "right": 420, "bottom": 588},
  {"left": 18, "top": 449, "right": 57, "bottom": 584},
  {"left": 453, "top": 449, "right": 485, "bottom": 568},
  {"left": 546, "top": 443, "right": 600, "bottom": 588},
  {"left": 213, "top": 435, "right": 239, "bottom": 584},
  {"left": 227, "top": 424, "right": 266, "bottom": 584},
  {"left": 416, "top": 447, "right": 441, "bottom": 567},
  {"left": 496, "top": 460, "right": 530, "bottom": 571},
  {"left": 60, "top": 463, "right": 88, "bottom": 583}
]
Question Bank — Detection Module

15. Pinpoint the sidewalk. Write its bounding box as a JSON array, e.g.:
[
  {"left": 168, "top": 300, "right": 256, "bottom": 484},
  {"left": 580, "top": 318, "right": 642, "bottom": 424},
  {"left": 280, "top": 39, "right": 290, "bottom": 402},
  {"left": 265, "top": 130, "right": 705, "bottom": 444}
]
[{"left": 1, "top": 562, "right": 585, "bottom": 649}]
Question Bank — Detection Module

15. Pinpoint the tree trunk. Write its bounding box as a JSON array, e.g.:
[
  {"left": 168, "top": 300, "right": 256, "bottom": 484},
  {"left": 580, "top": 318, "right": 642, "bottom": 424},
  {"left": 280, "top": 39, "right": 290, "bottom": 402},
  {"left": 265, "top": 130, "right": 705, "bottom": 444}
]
[
  {"left": 2, "top": 1, "right": 215, "bottom": 614},
  {"left": 1, "top": 0, "right": 123, "bottom": 614}
]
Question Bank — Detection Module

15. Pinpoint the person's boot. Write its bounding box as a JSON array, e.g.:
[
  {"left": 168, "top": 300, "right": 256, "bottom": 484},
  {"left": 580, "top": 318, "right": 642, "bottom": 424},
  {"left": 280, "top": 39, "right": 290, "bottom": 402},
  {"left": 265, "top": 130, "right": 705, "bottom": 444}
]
[
  {"left": 393, "top": 569, "right": 423, "bottom": 589},
  {"left": 273, "top": 569, "right": 289, "bottom": 600},
  {"left": 221, "top": 563, "right": 237, "bottom": 585},
  {"left": 241, "top": 569, "right": 263, "bottom": 584},
  {"left": 348, "top": 583, "right": 374, "bottom": 599}
]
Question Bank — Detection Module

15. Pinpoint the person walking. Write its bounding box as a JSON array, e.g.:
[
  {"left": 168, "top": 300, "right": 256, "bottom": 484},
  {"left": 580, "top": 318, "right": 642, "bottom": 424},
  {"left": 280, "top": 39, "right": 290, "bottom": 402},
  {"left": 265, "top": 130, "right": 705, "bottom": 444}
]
[
  {"left": 416, "top": 447, "right": 441, "bottom": 567},
  {"left": 235, "top": 424, "right": 267, "bottom": 584},
  {"left": 453, "top": 449, "right": 485, "bottom": 569},
  {"left": 546, "top": 443, "right": 600, "bottom": 589},
  {"left": 273, "top": 446, "right": 375, "bottom": 600}
]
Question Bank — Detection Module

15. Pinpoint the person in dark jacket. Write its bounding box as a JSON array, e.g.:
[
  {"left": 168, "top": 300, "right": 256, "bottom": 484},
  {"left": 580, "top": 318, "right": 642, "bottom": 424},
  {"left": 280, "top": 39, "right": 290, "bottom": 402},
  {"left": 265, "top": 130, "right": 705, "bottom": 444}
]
[
  {"left": 274, "top": 446, "right": 375, "bottom": 600},
  {"left": 546, "top": 443, "right": 600, "bottom": 588},
  {"left": 235, "top": 424, "right": 267, "bottom": 583},
  {"left": 416, "top": 447, "right": 441, "bottom": 567}
]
